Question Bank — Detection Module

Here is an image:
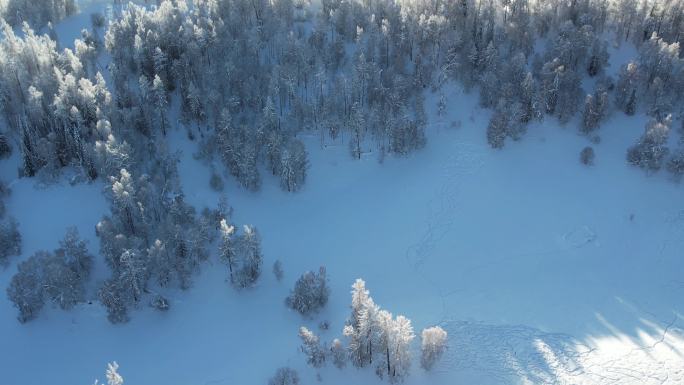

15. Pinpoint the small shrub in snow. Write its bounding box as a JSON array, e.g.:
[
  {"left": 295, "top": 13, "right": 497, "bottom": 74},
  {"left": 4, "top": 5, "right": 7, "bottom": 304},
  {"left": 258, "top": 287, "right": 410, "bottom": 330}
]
[
  {"left": 273, "top": 260, "right": 284, "bottom": 281},
  {"left": 580, "top": 147, "right": 595, "bottom": 166},
  {"left": 286, "top": 267, "right": 330, "bottom": 315},
  {"left": 209, "top": 172, "right": 224, "bottom": 191},
  {"left": 151, "top": 295, "right": 170, "bottom": 311},
  {"left": 268, "top": 367, "right": 299, "bottom": 385},
  {"left": 420, "top": 326, "right": 448, "bottom": 371}
]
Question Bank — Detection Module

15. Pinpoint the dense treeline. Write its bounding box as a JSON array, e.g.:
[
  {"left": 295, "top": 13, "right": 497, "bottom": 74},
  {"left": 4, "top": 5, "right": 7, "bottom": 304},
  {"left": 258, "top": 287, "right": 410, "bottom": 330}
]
[{"left": 2, "top": 0, "right": 683, "bottom": 185}]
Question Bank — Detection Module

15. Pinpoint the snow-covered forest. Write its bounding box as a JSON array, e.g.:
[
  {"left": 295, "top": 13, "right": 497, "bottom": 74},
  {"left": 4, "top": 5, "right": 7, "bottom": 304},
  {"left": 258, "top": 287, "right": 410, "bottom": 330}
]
[{"left": 1, "top": 0, "right": 683, "bottom": 384}]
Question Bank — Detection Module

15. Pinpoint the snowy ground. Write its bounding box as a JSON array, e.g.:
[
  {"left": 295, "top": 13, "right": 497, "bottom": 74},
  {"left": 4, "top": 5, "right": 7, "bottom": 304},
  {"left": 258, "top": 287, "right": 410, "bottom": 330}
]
[{"left": 1, "top": 6, "right": 683, "bottom": 385}]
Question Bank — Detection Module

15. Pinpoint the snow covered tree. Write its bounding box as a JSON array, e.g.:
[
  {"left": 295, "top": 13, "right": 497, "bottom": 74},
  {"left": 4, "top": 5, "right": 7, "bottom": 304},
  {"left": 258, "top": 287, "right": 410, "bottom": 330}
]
[
  {"left": 580, "top": 146, "right": 595, "bottom": 166},
  {"left": 420, "top": 326, "right": 447, "bottom": 371},
  {"left": 233, "top": 225, "right": 263, "bottom": 288},
  {"left": 0, "top": 134, "right": 12, "bottom": 158},
  {"left": 0, "top": 181, "right": 7, "bottom": 219},
  {"left": 217, "top": 113, "right": 261, "bottom": 191},
  {"left": 349, "top": 102, "right": 365, "bottom": 159},
  {"left": 42, "top": 249, "right": 82, "bottom": 310},
  {"left": 486, "top": 107, "right": 509, "bottom": 149},
  {"left": 6, "top": 252, "right": 45, "bottom": 323},
  {"left": 268, "top": 367, "right": 299, "bottom": 385},
  {"left": 116, "top": 249, "right": 148, "bottom": 305},
  {"left": 41, "top": 228, "right": 93, "bottom": 310},
  {"left": 615, "top": 62, "right": 639, "bottom": 115},
  {"left": 1, "top": 0, "right": 77, "bottom": 27},
  {"left": 345, "top": 278, "right": 380, "bottom": 367},
  {"left": 330, "top": 338, "right": 347, "bottom": 368},
  {"left": 152, "top": 75, "right": 168, "bottom": 135},
  {"left": 587, "top": 40, "right": 609, "bottom": 77},
  {"left": 581, "top": 86, "right": 608, "bottom": 134},
  {"left": 520, "top": 72, "right": 543, "bottom": 124},
  {"left": 286, "top": 266, "right": 330, "bottom": 315},
  {"left": 541, "top": 58, "right": 582, "bottom": 123},
  {"left": 7, "top": 227, "right": 93, "bottom": 322},
  {"left": 667, "top": 150, "right": 684, "bottom": 177},
  {"left": 56, "top": 227, "right": 93, "bottom": 285},
  {"left": 98, "top": 278, "right": 129, "bottom": 324},
  {"left": 0, "top": 217, "right": 21, "bottom": 267},
  {"left": 646, "top": 77, "right": 672, "bottom": 120},
  {"left": 299, "top": 326, "right": 326, "bottom": 367},
  {"left": 373, "top": 310, "right": 415, "bottom": 381},
  {"left": 219, "top": 218, "right": 236, "bottom": 283},
  {"left": 627, "top": 115, "right": 672, "bottom": 171},
  {"left": 388, "top": 109, "right": 426, "bottom": 155},
  {"left": 387, "top": 315, "right": 414, "bottom": 381},
  {"left": 280, "top": 139, "right": 308, "bottom": 192},
  {"left": 147, "top": 239, "right": 171, "bottom": 287},
  {"left": 110, "top": 169, "right": 144, "bottom": 237},
  {"left": 94, "top": 131, "right": 132, "bottom": 179},
  {"left": 94, "top": 361, "right": 124, "bottom": 385}
]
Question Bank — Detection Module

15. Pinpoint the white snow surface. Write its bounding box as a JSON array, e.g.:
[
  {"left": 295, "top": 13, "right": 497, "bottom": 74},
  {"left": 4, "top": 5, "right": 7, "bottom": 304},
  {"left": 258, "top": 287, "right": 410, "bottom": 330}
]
[{"left": 1, "top": 6, "right": 683, "bottom": 385}]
